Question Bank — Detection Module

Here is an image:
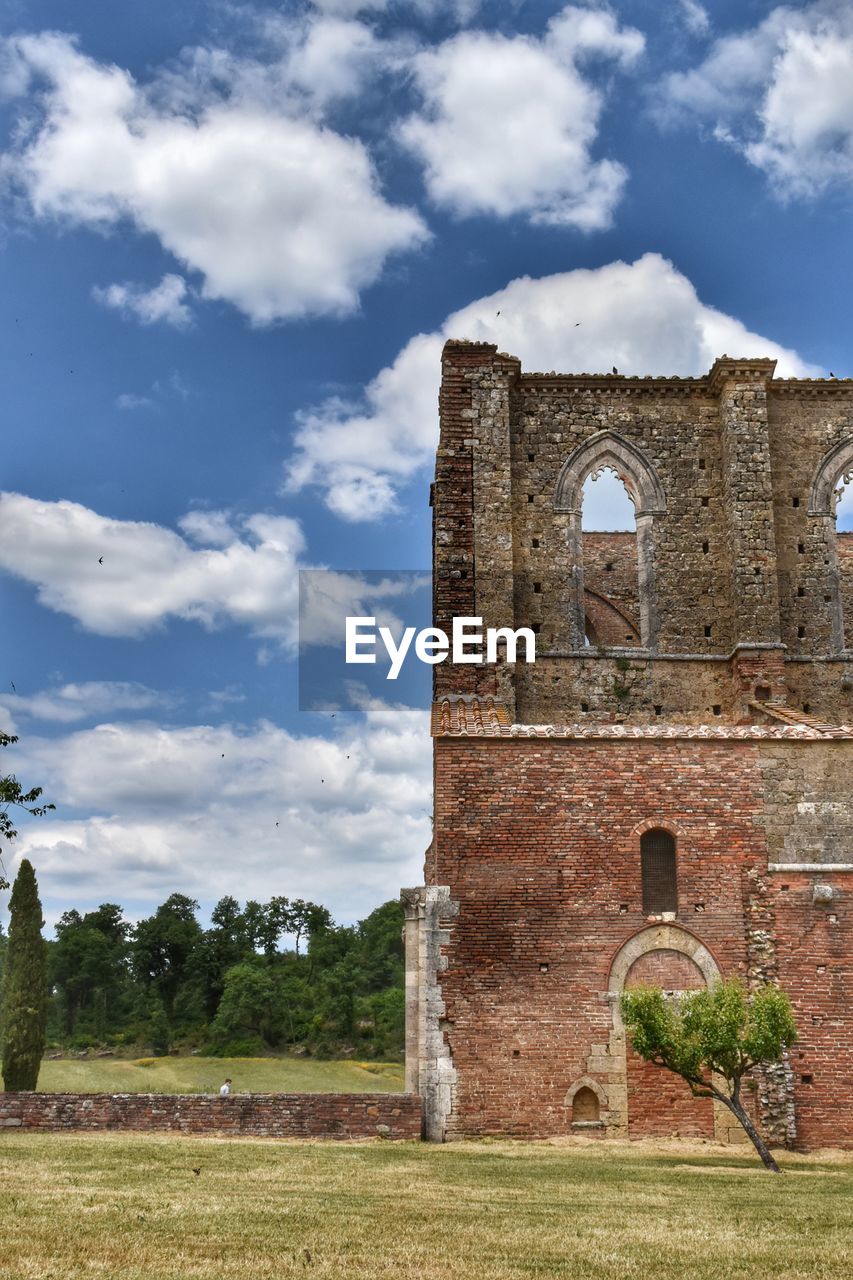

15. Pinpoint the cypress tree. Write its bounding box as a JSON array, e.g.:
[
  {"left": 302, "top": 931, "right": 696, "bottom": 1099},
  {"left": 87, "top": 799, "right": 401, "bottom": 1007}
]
[{"left": 1, "top": 859, "right": 48, "bottom": 1091}]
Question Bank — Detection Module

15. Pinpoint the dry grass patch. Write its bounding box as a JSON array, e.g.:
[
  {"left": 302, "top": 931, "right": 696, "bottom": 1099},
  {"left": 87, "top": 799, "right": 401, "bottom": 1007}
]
[{"left": 0, "top": 1133, "right": 849, "bottom": 1279}]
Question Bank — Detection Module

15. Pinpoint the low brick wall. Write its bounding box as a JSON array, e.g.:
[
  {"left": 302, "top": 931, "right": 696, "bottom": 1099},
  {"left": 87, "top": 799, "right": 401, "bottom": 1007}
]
[{"left": 0, "top": 1092, "right": 423, "bottom": 1140}]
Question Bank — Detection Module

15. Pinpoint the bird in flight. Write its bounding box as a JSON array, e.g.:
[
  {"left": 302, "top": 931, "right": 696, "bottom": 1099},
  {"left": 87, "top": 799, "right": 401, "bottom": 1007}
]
[{"left": 98, "top": 556, "right": 104, "bottom": 564}]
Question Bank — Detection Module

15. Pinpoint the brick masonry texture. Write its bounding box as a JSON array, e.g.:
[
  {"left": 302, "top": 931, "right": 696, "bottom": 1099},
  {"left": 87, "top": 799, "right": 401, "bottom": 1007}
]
[
  {"left": 0, "top": 1092, "right": 423, "bottom": 1140},
  {"left": 405, "top": 343, "right": 853, "bottom": 1152}
]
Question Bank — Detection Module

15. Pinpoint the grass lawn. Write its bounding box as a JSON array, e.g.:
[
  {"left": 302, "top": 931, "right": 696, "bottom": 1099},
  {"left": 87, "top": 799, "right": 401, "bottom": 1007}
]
[
  {"left": 35, "top": 1055, "right": 404, "bottom": 1094},
  {"left": 0, "top": 1133, "right": 849, "bottom": 1279}
]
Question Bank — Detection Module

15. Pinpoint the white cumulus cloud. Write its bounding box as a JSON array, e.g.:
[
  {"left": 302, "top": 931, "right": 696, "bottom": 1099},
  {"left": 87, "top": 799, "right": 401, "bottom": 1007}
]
[
  {"left": 677, "top": 0, "right": 710, "bottom": 37},
  {"left": 0, "top": 495, "right": 306, "bottom": 644},
  {"left": 285, "top": 252, "right": 821, "bottom": 519},
  {"left": 93, "top": 273, "right": 193, "bottom": 328},
  {"left": 659, "top": 1, "right": 853, "bottom": 199},
  {"left": 0, "top": 495, "right": 432, "bottom": 648},
  {"left": 7, "top": 695, "right": 432, "bottom": 924},
  {"left": 2, "top": 31, "right": 428, "bottom": 323},
  {"left": 0, "top": 682, "right": 172, "bottom": 734},
  {"left": 398, "top": 5, "right": 644, "bottom": 228}
]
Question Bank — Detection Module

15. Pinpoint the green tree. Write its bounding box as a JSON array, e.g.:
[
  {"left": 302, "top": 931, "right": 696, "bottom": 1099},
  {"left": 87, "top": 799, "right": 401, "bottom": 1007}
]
[
  {"left": 196, "top": 896, "right": 251, "bottom": 1018},
  {"left": 621, "top": 978, "right": 797, "bottom": 1173},
  {"left": 209, "top": 960, "right": 275, "bottom": 1052},
  {"left": 0, "top": 732, "right": 55, "bottom": 890},
  {"left": 1, "top": 859, "right": 49, "bottom": 1091},
  {"left": 51, "top": 905, "right": 130, "bottom": 1040},
  {"left": 289, "top": 899, "right": 332, "bottom": 956},
  {"left": 132, "top": 893, "right": 203, "bottom": 1024}
]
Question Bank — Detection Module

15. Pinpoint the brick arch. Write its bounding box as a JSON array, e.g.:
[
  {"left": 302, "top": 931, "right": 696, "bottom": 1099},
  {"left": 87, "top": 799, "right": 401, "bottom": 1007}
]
[
  {"left": 553, "top": 431, "right": 665, "bottom": 649},
  {"left": 584, "top": 588, "right": 640, "bottom": 646},
  {"left": 629, "top": 817, "right": 684, "bottom": 841},
  {"left": 624, "top": 949, "right": 706, "bottom": 991}
]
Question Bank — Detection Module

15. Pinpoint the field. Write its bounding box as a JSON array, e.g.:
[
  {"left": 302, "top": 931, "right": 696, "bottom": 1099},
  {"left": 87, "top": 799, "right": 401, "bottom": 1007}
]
[
  {"left": 0, "top": 1133, "right": 849, "bottom": 1279},
  {"left": 35, "top": 1055, "right": 405, "bottom": 1094}
]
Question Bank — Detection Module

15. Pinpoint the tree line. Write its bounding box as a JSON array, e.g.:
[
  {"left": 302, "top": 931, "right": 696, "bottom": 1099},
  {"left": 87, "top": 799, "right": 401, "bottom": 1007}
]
[
  {"left": 1, "top": 732, "right": 404, "bottom": 1064},
  {"left": 0, "top": 886, "right": 405, "bottom": 1061}
]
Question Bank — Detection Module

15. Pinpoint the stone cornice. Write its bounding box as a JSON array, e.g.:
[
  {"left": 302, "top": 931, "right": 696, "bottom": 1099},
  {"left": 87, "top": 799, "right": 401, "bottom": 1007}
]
[{"left": 707, "top": 356, "right": 777, "bottom": 395}]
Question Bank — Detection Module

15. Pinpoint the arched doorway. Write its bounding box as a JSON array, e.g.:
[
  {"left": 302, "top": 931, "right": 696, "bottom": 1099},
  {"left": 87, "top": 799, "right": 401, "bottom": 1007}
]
[
  {"left": 623, "top": 949, "right": 713, "bottom": 1138},
  {"left": 605, "top": 924, "right": 731, "bottom": 1140}
]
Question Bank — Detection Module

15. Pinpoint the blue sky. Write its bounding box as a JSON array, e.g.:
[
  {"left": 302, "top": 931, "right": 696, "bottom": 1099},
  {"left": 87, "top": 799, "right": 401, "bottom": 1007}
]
[{"left": 1, "top": 0, "right": 852, "bottom": 930}]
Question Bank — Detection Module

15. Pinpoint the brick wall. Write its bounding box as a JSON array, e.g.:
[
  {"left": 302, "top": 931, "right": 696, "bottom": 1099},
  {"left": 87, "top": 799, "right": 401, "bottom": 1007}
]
[
  {"left": 624, "top": 950, "right": 714, "bottom": 1139},
  {"left": 428, "top": 735, "right": 853, "bottom": 1148},
  {"left": 430, "top": 736, "right": 767, "bottom": 1139},
  {"left": 0, "top": 1092, "right": 422, "bottom": 1140},
  {"left": 582, "top": 532, "right": 640, "bottom": 645},
  {"left": 767, "top": 875, "right": 851, "bottom": 1150}
]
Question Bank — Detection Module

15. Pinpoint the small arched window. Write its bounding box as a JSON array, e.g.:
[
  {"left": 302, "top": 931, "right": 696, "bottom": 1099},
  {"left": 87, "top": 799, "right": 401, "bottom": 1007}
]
[{"left": 641, "top": 828, "right": 677, "bottom": 915}]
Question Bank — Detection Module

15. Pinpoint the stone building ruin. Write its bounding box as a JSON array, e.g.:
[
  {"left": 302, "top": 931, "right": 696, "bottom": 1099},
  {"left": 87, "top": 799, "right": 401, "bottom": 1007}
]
[{"left": 402, "top": 341, "right": 853, "bottom": 1149}]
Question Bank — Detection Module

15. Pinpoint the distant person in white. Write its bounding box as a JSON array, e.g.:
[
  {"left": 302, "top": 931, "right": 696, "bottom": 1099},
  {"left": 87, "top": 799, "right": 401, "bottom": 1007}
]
[{"left": 219, "top": 1078, "right": 232, "bottom": 1097}]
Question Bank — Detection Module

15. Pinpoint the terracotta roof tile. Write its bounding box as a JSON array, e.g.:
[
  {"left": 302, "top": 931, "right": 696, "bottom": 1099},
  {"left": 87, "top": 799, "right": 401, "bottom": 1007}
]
[{"left": 431, "top": 697, "right": 853, "bottom": 741}]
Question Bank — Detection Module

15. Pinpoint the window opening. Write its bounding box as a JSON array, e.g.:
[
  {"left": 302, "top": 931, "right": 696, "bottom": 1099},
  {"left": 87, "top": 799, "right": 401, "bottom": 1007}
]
[
  {"left": 581, "top": 468, "right": 640, "bottom": 647},
  {"left": 641, "top": 828, "right": 677, "bottom": 915},
  {"left": 835, "top": 472, "right": 853, "bottom": 648}
]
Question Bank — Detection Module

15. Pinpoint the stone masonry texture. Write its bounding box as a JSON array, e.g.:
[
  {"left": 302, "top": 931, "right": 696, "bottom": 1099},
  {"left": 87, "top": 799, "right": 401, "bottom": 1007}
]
[{"left": 406, "top": 342, "right": 853, "bottom": 1151}]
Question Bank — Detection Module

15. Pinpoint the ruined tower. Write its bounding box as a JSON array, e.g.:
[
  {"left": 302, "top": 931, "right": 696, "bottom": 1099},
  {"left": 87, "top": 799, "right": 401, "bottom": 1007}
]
[{"left": 403, "top": 341, "right": 853, "bottom": 1149}]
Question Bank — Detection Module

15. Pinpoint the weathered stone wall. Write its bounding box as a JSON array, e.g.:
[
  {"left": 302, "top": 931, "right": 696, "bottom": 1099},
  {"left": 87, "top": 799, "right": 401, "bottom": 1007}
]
[
  {"left": 509, "top": 377, "right": 731, "bottom": 657},
  {"left": 839, "top": 533, "right": 853, "bottom": 650},
  {"left": 433, "top": 342, "right": 853, "bottom": 723},
  {"left": 758, "top": 742, "right": 853, "bottom": 867},
  {"left": 516, "top": 654, "right": 729, "bottom": 724},
  {"left": 0, "top": 1092, "right": 422, "bottom": 1139},
  {"left": 767, "top": 392, "right": 853, "bottom": 657}
]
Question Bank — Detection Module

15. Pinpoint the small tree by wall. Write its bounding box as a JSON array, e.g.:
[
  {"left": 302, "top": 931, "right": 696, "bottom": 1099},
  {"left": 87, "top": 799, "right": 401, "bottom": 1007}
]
[
  {"left": 1, "top": 859, "right": 49, "bottom": 1091},
  {"left": 621, "top": 978, "right": 797, "bottom": 1173}
]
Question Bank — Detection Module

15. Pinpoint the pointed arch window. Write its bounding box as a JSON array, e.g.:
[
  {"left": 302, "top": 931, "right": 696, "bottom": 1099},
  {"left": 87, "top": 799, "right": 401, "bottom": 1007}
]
[
  {"left": 554, "top": 431, "right": 666, "bottom": 650},
  {"left": 641, "top": 828, "right": 677, "bottom": 915}
]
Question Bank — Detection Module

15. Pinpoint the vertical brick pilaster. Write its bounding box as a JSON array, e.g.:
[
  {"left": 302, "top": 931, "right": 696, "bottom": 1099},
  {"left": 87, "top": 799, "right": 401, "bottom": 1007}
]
[{"left": 433, "top": 341, "right": 493, "bottom": 699}]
